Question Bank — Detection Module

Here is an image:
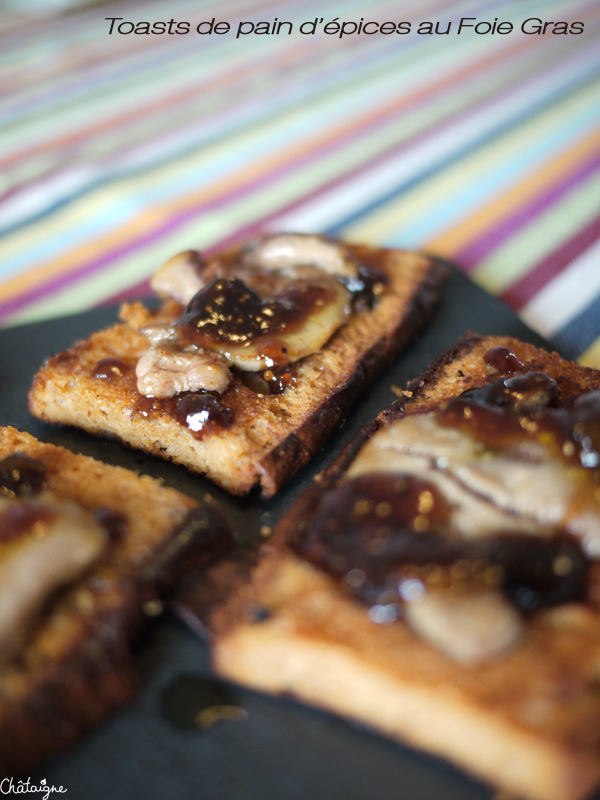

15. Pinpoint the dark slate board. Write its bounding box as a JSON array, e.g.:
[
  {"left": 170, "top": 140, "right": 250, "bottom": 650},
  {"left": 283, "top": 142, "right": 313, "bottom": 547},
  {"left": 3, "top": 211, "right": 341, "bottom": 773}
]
[{"left": 1, "top": 266, "right": 583, "bottom": 799}]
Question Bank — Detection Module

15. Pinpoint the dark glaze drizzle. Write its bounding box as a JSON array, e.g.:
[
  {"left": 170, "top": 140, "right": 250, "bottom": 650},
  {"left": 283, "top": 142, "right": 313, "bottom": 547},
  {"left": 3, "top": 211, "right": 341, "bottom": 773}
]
[
  {"left": 439, "top": 369, "right": 600, "bottom": 470},
  {"left": 240, "top": 365, "right": 297, "bottom": 395},
  {"left": 343, "top": 264, "right": 381, "bottom": 310},
  {"left": 174, "top": 393, "right": 234, "bottom": 436},
  {"left": 91, "top": 358, "right": 133, "bottom": 382},
  {"left": 98, "top": 240, "right": 383, "bottom": 438},
  {"left": 295, "top": 472, "right": 590, "bottom": 616},
  {"left": 0, "top": 453, "right": 47, "bottom": 497},
  {"left": 132, "top": 391, "right": 234, "bottom": 440},
  {"left": 483, "top": 345, "right": 524, "bottom": 373},
  {"left": 179, "top": 277, "right": 338, "bottom": 366},
  {"left": 0, "top": 502, "right": 56, "bottom": 543}
]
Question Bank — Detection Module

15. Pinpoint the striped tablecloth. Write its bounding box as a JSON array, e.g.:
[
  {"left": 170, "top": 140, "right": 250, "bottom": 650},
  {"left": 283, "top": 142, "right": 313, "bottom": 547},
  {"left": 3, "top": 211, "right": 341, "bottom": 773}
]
[{"left": 2, "top": 0, "right": 600, "bottom": 365}]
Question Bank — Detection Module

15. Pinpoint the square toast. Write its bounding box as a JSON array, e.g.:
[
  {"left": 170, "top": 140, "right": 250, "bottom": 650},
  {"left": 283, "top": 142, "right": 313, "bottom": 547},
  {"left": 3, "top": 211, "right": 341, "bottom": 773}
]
[
  {"left": 203, "top": 334, "right": 600, "bottom": 800},
  {"left": 0, "top": 427, "right": 230, "bottom": 775},
  {"left": 28, "top": 236, "right": 445, "bottom": 497}
]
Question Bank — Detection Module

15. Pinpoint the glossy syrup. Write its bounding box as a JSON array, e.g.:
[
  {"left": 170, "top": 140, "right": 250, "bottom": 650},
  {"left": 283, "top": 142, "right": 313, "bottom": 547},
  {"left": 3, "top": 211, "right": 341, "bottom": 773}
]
[
  {"left": 440, "top": 367, "right": 600, "bottom": 471},
  {"left": 0, "top": 502, "right": 56, "bottom": 543},
  {"left": 240, "top": 366, "right": 297, "bottom": 395},
  {"left": 99, "top": 246, "right": 383, "bottom": 436},
  {"left": 91, "top": 358, "right": 133, "bottom": 382},
  {"left": 297, "top": 472, "right": 590, "bottom": 614},
  {"left": 132, "top": 391, "right": 234, "bottom": 440},
  {"left": 483, "top": 345, "right": 524, "bottom": 373},
  {"left": 181, "top": 277, "right": 335, "bottom": 354}
]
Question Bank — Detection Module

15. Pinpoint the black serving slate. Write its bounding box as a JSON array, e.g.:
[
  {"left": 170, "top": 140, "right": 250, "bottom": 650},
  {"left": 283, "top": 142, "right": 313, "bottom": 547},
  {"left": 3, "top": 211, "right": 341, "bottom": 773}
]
[{"left": 0, "top": 266, "right": 585, "bottom": 800}]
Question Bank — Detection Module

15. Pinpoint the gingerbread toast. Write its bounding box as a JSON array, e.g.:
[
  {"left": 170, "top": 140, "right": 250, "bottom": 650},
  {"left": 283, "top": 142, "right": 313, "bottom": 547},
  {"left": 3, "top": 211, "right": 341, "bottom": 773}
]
[
  {"left": 0, "top": 427, "right": 231, "bottom": 775},
  {"left": 28, "top": 235, "right": 445, "bottom": 497},
  {"left": 203, "top": 334, "right": 600, "bottom": 800}
]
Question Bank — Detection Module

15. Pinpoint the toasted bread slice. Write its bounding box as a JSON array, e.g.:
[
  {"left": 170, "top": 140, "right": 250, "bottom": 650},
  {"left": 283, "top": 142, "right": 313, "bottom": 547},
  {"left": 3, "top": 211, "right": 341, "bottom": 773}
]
[
  {"left": 0, "top": 427, "right": 230, "bottom": 775},
  {"left": 28, "top": 240, "right": 445, "bottom": 497},
  {"left": 204, "top": 334, "right": 600, "bottom": 800}
]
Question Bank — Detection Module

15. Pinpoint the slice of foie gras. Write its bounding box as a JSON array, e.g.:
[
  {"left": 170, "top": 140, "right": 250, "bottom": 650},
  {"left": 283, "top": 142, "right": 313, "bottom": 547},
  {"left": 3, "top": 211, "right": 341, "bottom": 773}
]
[
  {"left": 0, "top": 495, "right": 108, "bottom": 664},
  {"left": 347, "top": 413, "right": 600, "bottom": 550}
]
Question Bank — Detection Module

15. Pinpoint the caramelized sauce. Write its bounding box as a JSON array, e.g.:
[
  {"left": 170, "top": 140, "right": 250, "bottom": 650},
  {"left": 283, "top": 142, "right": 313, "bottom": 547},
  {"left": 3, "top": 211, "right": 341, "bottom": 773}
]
[
  {"left": 130, "top": 240, "right": 383, "bottom": 435},
  {"left": 263, "top": 367, "right": 296, "bottom": 394},
  {"left": 297, "top": 354, "right": 599, "bottom": 620},
  {"left": 296, "top": 473, "right": 590, "bottom": 614},
  {"left": 132, "top": 392, "right": 234, "bottom": 439},
  {"left": 484, "top": 345, "right": 524, "bottom": 373},
  {"left": 482, "top": 534, "right": 588, "bottom": 612},
  {"left": 132, "top": 395, "right": 157, "bottom": 418},
  {"left": 180, "top": 277, "right": 336, "bottom": 361},
  {"left": 91, "top": 358, "right": 133, "bottom": 382},
  {"left": 0, "top": 502, "right": 55, "bottom": 543},
  {"left": 240, "top": 366, "right": 297, "bottom": 395},
  {"left": 344, "top": 265, "right": 382, "bottom": 309},
  {"left": 439, "top": 369, "right": 600, "bottom": 471},
  {"left": 0, "top": 453, "right": 46, "bottom": 497},
  {"left": 174, "top": 393, "right": 233, "bottom": 436},
  {"left": 295, "top": 473, "right": 458, "bottom": 603}
]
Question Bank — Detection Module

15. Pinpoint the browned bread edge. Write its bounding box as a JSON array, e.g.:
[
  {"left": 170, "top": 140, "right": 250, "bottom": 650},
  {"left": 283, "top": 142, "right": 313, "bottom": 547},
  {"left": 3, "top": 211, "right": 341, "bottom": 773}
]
[
  {"left": 29, "top": 248, "right": 447, "bottom": 498},
  {"left": 205, "top": 334, "right": 600, "bottom": 800},
  {"left": 0, "top": 428, "right": 230, "bottom": 776}
]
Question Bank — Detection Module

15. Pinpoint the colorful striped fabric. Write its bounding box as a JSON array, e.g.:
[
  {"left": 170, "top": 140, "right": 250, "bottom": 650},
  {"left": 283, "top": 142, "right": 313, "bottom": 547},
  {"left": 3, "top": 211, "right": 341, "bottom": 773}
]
[{"left": 2, "top": 0, "right": 600, "bottom": 365}]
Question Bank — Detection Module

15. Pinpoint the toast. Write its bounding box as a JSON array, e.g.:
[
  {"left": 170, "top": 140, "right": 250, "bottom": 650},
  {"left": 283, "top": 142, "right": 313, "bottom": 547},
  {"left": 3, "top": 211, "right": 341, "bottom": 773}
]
[
  {"left": 0, "top": 427, "right": 231, "bottom": 776},
  {"left": 203, "top": 334, "right": 600, "bottom": 800},
  {"left": 28, "top": 234, "right": 445, "bottom": 497}
]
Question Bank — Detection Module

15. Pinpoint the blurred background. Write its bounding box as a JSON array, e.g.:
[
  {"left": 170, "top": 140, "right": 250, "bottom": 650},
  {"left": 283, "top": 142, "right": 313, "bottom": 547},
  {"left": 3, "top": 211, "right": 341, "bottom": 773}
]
[{"left": 1, "top": 0, "right": 599, "bottom": 364}]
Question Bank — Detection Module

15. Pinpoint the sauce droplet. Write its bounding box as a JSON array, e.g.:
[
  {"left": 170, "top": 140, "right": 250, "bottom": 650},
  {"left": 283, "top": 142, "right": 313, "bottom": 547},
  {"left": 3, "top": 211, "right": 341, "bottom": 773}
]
[
  {"left": 174, "top": 393, "right": 234, "bottom": 438},
  {"left": 484, "top": 345, "right": 524, "bottom": 373},
  {"left": 160, "top": 674, "right": 246, "bottom": 731},
  {"left": 91, "top": 358, "right": 133, "bottom": 382}
]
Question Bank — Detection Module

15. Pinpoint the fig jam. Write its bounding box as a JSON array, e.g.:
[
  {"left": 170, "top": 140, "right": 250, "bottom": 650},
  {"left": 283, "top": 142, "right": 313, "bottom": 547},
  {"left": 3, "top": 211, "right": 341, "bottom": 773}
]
[
  {"left": 484, "top": 345, "right": 524, "bottom": 373},
  {"left": 0, "top": 453, "right": 46, "bottom": 497},
  {"left": 132, "top": 391, "right": 234, "bottom": 440},
  {"left": 296, "top": 473, "right": 590, "bottom": 614},
  {"left": 240, "top": 367, "right": 297, "bottom": 396},
  {"left": 92, "top": 358, "right": 133, "bottom": 382},
  {"left": 439, "top": 370, "right": 600, "bottom": 471},
  {"left": 0, "top": 502, "right": 56, "bottom": 543},
  {"left": 174, "top": 393, "right": 233, "bottom": 437},
  {"left": 180, "top": 277, "right": 336, "bottom": 364},
  {"left": 482, "top": 534, "right": 588, "bottom": 612}
]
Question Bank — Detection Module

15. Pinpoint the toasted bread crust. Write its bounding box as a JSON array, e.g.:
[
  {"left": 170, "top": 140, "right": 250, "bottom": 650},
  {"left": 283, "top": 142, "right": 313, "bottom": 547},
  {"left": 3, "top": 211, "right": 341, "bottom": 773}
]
[
  {"left": 0, "top": 427, "right": 229, "bottom": 775},
  {"left": 206, "top": 335, "right": 600, "bottom": 800},
  {"left": 28, "top": 245, "right": 446, "bottom": 497}
]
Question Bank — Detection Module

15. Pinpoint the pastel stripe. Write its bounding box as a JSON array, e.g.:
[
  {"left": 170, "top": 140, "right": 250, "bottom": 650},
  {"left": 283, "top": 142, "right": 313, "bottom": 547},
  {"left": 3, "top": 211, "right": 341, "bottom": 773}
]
[
  {"left": 454, "top": 146, "right": 600, "bottom": 270},
  {"left": 2, "top": 10, "right": 564, "bottom": 304},
  {"left": 473, "top": 170, "right": 600, "bottom": 294},
  {"left": 521, "top": 237, "right": 600, "bottom": 337},
  {"left": 345, "top": 89, "right": 600, "bottom": 249},
  {"left": 555, "top": 289, "right": 600, "bottom": 357},
  {"left": 579, "top": 338, "right": 600, "bottom": 368},
  {"left": 501, "top": 211, "right": 600, "bottom": 309},
  {"left": 427, "top": 125, "right": 600, "bottom": 257},
  {"left": 3, "top": 0, "right": 600, "bottom": 369},
  {"left": 9, "top": 45, "right": 600, "bottom": 323}
]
